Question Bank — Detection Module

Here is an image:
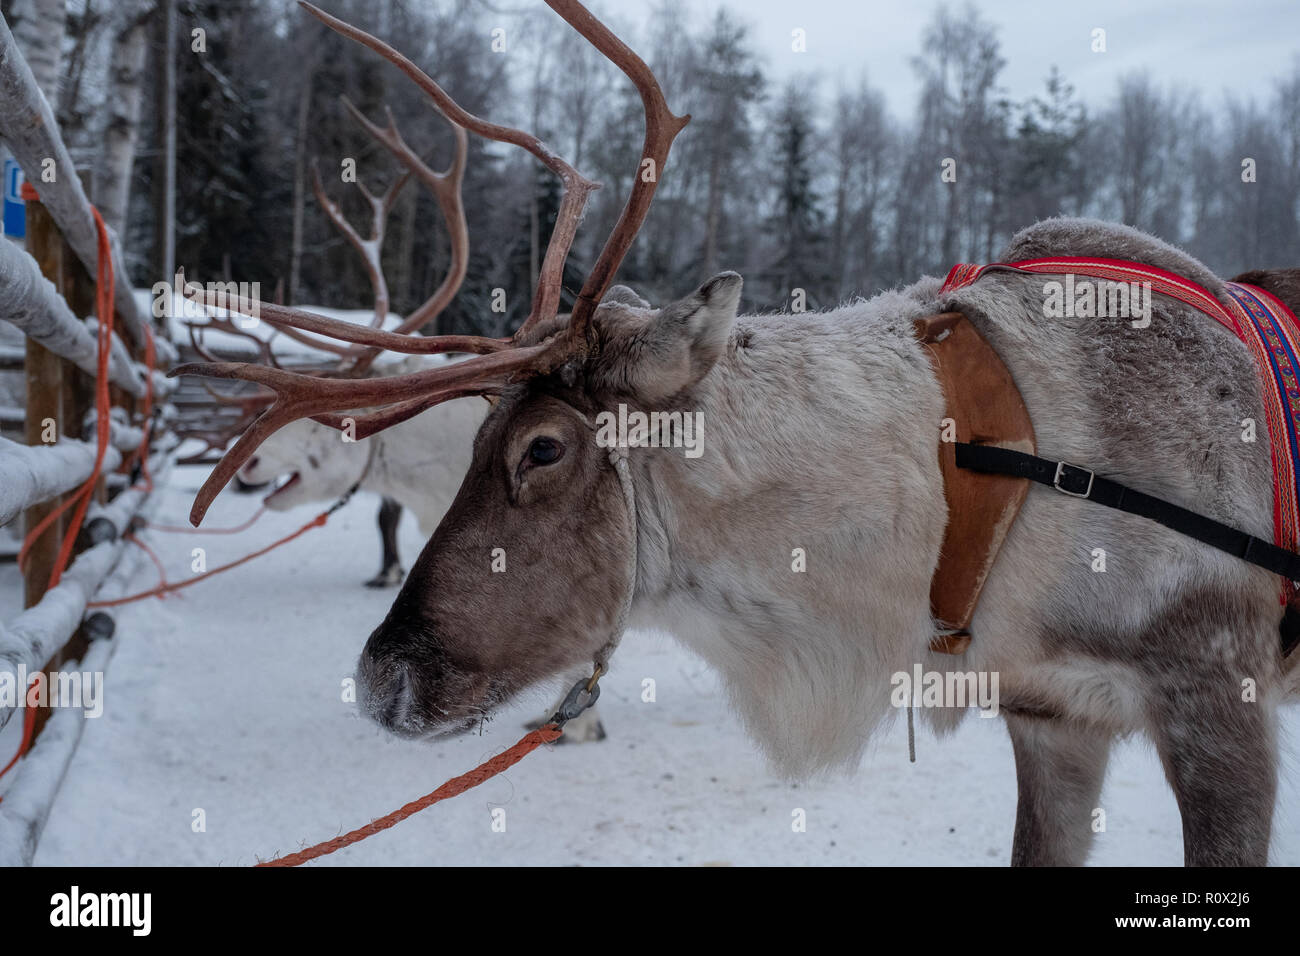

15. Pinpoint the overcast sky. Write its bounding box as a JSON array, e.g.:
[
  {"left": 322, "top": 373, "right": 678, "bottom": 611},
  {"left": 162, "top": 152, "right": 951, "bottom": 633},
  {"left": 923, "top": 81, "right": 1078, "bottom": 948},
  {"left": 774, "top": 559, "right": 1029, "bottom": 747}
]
[{"left": 606, "top": 0, "right": 1300, "bottom": 116}]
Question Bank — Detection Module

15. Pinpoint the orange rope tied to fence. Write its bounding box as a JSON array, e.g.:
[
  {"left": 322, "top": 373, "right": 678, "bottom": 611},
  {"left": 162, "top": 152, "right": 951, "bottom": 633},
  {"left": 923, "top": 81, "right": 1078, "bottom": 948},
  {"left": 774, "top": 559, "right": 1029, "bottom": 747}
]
[
  {"left": 127, "top": 320, "right": 158, "bottom": 492},
  {"left": 86, "top": 509, "right": 330, "bottom": 608},
  {"left": 141, "top": 504, "right": 267, "bottom": 535},
  {"left": 3, "top": 207, "right": 118, "bottom": 787},
  {"left": 256, "top": 723, "right": 564, "bottom": 867},
  {"left": 17, "top": 208, "right": 117, "bottom": 587}
]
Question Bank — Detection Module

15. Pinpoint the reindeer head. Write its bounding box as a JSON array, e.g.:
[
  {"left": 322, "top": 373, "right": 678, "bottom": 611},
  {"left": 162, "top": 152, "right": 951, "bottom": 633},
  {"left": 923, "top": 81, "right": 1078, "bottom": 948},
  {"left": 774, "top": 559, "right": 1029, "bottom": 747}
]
[
  {"left": 171, "top": 0, "right": 700, "bottom": 737},
  {"left": 239, "top": 419, "right": 368, "bottom": 511},
  {"left": 360, "top": 274, "right": 740, "bottom": 735}
]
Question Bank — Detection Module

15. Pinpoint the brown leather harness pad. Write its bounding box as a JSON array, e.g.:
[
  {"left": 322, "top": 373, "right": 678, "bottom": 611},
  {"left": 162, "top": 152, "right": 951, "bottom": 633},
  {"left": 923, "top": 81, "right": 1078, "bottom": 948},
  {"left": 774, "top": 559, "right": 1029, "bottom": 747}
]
[{"left": 914, "top": 312, "right": 1037, "bottom": 654}]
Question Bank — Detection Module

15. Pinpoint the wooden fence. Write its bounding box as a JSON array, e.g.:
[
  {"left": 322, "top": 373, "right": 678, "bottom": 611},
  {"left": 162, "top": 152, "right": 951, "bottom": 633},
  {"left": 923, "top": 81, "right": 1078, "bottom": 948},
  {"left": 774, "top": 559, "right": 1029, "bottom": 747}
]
[{"left": 0, "top": 16, "right": 177, "bottom": 865}]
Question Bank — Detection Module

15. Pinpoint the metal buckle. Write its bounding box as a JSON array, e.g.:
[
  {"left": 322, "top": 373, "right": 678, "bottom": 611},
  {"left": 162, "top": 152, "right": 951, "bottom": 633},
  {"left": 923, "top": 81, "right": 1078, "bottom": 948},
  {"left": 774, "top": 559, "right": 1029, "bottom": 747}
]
[
  {"left": 1053, "top": 461, "right": 1094, "bottom": 498},
  {"left": 548, "top": 670, "right": 603, "bottom": 726}
]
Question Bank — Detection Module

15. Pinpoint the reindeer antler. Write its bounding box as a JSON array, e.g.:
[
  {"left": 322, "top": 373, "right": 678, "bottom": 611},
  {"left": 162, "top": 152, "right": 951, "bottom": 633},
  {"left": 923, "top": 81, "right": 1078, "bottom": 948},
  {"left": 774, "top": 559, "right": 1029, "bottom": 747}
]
[
  {"left": 311, "top": 156, "right": 410, "bottom": 332},
  {"left": 170, "top": 0, "right": 689, "bottom": 526},
  {"left": 332, "top": 97, "right": 470, "bottom": 374}
]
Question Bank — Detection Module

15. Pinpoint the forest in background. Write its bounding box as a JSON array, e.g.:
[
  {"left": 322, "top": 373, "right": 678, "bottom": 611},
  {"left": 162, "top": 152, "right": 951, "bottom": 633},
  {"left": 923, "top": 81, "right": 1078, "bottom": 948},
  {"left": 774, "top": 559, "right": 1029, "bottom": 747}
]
[{"left": 5, "top": 0, "right": 1299, "bottom": 336}]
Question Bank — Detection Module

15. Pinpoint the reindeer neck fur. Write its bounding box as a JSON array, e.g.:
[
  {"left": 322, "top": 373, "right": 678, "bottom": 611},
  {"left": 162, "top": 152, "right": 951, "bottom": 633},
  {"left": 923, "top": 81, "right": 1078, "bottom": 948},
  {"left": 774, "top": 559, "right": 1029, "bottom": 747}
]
[{"left": 624, "top": 288, "right": 950, "bottom": 778}]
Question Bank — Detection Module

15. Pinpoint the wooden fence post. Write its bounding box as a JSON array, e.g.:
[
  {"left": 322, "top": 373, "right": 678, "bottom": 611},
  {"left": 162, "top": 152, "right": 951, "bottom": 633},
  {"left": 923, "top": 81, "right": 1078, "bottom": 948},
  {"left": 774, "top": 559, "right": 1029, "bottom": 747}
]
[
  {"left": 21, "top": 195, "right": 97, "bottom": 738},
  {"left": 22, "top": 199, "right": 70, "bottom": 611}
]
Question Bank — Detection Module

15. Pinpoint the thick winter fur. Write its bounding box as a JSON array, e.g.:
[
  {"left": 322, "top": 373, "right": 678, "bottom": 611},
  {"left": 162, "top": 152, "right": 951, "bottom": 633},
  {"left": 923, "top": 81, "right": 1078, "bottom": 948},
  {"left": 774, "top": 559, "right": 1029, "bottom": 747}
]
[{"left": 359, "top": 218, "right": 1295, "bottom": 865}]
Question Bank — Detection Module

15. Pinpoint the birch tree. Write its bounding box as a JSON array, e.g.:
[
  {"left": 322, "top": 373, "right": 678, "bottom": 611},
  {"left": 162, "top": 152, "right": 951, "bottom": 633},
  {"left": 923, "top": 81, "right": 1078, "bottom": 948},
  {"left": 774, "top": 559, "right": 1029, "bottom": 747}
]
[{"left": 97, "top": 0, "right": 155, "bottom": 236}]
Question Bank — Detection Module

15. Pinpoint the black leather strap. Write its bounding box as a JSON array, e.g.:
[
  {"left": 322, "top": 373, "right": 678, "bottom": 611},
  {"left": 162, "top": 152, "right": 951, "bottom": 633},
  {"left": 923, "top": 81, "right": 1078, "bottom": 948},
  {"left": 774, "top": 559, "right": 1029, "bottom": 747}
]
[{"left": 955, "top": 442, "right": 1300, "bottom": 583}]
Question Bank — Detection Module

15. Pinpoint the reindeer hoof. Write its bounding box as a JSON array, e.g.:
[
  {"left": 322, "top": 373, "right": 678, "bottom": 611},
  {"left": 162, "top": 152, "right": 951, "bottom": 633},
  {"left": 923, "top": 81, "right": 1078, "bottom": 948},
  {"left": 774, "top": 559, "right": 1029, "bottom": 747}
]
[{"left": 364, "top": 566, "right": 406, "bottom": 588}]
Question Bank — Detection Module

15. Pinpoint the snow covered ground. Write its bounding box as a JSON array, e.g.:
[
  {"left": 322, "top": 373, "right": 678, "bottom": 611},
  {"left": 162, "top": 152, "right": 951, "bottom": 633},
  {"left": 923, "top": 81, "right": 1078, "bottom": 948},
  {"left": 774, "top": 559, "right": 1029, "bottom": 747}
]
[{"left": 3, "top": 465, "right": 1298, "bottom": 866}]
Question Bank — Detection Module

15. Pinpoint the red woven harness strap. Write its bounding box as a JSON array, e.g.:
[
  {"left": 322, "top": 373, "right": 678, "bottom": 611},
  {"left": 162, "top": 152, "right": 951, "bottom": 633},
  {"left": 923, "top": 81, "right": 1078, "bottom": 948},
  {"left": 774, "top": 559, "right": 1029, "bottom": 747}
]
[
  {"left": 942, "top": 257, "right": 1244, "bottom": 335},
  {"left": 942, "top": 256, "right": 1300, "bottom": 605}
]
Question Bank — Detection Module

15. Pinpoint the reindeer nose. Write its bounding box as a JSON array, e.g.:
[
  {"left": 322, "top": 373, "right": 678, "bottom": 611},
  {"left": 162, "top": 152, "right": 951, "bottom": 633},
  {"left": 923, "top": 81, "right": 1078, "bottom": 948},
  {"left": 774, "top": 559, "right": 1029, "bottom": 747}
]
[{"left": 357, "top": 630, "right": 420, "bottom": 734}]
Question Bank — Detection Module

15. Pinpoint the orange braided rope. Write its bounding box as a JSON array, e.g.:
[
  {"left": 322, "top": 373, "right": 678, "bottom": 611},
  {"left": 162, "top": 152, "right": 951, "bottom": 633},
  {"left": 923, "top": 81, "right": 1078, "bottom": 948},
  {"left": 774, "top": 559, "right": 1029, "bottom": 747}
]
[
  {"left": 18, "top": 208, "right": 116, "bottom": 586},
  {"left": 4, "top": 207, "right": 117, "bottom": 785},
  {"left": 122, "top": 531, "right": 169, "bottom": 594},
  {"left": 141, "top": 504, "right": 268, "bottom": 535},
  {"left": 87, "top": 509, "right": 330, "bottom": 608},
  {"left": 257, "top": 723, "right": 564, "bottom": 867}
]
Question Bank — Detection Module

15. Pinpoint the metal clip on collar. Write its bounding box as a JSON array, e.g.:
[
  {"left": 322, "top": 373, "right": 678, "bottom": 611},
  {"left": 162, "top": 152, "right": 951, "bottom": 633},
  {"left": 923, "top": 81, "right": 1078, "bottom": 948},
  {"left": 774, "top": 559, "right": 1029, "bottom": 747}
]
[{"left": 548, "top": 666, "right": 603, "bottom": 727}]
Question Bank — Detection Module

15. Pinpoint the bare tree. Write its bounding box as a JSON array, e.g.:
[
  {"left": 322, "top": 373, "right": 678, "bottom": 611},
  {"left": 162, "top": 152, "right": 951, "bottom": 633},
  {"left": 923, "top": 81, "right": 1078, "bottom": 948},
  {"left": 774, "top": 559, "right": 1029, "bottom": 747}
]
[
  {"left": 9, "top": 0, "right": 62, "bottom": 105},
  {"left": 97, "top": 0, "right": 155, "bottom": 236}
]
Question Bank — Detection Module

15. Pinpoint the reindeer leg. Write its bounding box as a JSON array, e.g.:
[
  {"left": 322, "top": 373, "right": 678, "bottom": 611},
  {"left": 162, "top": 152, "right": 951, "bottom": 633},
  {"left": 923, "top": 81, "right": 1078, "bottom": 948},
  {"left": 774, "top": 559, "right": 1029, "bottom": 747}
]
[
  {"left": 1005, "top": 713, "right": 1111, "bottom": 866},
  {"left": 365, "top": 497, "right": 406, "bottom": 588},
  {"left": 1149, "top": 667, "right": 1276, "bottom": 866}
]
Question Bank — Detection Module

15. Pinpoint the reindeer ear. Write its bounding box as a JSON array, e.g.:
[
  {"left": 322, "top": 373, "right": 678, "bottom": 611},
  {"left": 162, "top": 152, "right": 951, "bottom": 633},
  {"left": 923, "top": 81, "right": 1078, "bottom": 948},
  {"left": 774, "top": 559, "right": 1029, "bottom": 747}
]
[
  {"left": 595, "top": 271, "right": 742, "bottom": 403},
  {"left": 603, "top": 284, "right": 651, "bottom": 309}
]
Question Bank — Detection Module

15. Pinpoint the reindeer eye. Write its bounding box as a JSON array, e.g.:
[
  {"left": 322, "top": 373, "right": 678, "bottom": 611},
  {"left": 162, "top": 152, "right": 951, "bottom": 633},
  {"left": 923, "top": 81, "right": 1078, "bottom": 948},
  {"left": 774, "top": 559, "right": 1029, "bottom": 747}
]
[{"left": 527, "top": 437, "right": 564, "bottom": 466}]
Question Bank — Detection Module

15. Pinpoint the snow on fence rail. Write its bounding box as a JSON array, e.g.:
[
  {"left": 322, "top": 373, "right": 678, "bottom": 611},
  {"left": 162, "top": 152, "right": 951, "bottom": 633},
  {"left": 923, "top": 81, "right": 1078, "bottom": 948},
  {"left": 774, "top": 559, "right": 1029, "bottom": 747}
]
[
  {"left": 0, "top": 182, "right": 156, "bottom": 398},
  {"left": 0, "top": 454, "right": 171, "bottom": 866},
  {"left": 0, "top": 634, "right": 116, "bottom": 865},
  {"left": 0, "top": 418, "right": 145, "bottom": 527},
  {"left": 0, "top": 449, "right": 174, "bottom": 736}
]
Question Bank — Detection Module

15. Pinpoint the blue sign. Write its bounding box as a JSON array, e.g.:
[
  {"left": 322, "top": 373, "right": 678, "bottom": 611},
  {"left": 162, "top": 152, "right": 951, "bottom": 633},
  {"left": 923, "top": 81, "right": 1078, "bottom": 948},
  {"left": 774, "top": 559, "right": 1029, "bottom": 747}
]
[{"left": 4, "top": 158, "right": 26, "bottom": 239}]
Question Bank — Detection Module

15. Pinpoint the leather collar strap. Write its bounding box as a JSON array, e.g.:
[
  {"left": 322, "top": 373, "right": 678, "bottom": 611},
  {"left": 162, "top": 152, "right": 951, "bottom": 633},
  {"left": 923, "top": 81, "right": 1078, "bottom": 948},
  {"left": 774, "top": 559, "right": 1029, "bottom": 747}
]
[
  {"left": 956, "top": 443, "right": 1300, "bottom": 579},
  {"left": 914, "top": 312, "right": 1037, "bottom": 655},
  {"left": 956, "top": 442, "right": 1300, "bottom": 656}
]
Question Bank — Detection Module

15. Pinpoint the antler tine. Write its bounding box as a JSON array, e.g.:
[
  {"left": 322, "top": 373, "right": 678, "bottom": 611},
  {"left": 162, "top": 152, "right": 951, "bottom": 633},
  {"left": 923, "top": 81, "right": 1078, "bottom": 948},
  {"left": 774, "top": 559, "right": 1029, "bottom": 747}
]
[
  {"left": 168, "top": 343, "right": 553, "bottom": 524},
  {"left": 544, "top": 0, "right": 690, "bottom": 343},
  {"left": 311, "top": 388, "right": 480, "bottom": 441},
  {"left": 299, "top": 0, "right": 599, "bottom": 339},
  {"left": 185, "top": 314, "right": 285, "bottom": 368},
  {"left": 199, "top": 380, "right": 275, "bottom": 410},
  {"left": 177, "top": 2, "right": 687, "bottom": 523},
  {"left": 183, "top": 283, "right": 508, "bottom": 356},
  {"left": 341, "top": 99, "right": 469, "bottom": 332},
  {"left": 187, "top": 322, "right": 220, "bottom": 364},
  {"left": 311, "top": 126, "right": 413, "bottom": 332},
  {"left": 337, "top": 96, "right": 470, "bottom": 374}
]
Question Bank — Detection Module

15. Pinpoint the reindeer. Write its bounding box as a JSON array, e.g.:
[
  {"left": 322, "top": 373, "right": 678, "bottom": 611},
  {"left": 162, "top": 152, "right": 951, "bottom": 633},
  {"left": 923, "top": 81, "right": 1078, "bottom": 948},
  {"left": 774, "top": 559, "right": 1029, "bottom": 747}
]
[{"left": 175, "top": 1, "right": 1299, "bottom": 866}]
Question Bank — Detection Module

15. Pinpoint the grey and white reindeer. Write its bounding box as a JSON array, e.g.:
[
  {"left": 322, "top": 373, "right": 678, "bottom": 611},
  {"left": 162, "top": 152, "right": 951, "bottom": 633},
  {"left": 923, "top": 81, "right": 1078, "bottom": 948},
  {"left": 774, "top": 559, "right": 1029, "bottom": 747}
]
[{"left": 179, "top": 1, "right": 1299, "bottom": 866}]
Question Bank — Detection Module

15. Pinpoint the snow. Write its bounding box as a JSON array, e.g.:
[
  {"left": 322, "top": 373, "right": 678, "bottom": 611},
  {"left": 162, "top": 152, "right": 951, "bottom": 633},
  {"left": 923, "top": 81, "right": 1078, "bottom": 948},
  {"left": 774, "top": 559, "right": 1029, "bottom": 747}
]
[
  {"left": 136, "top": 288, "right": 414, "bottom": 361},
  {"left": 0, "top": 435, "right": 125, "bottom": 526},
  {"left": 0, "top": 238, "right": 147, "bottom": 397},
  {"left": 0, "top": 637, "right": 116, "bottom": 865},
  {"left": 0, "top": 463, "right": 165, "bottom": 735},
  {"left": 4, "top": 464, "right": 1297, "bottom": 865}
]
